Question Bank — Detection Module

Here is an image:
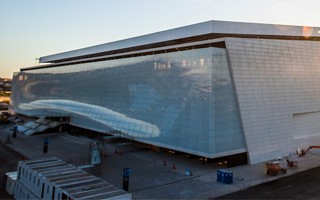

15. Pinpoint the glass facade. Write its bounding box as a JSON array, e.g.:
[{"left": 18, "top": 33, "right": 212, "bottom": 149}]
[{"left": 11, "top": 47, "right": 245, "bottom": 157}]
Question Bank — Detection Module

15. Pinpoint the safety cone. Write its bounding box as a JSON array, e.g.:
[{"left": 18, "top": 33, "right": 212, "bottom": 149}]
[{"left": 172, "top": 163, "right": 176, "bottom": 170}]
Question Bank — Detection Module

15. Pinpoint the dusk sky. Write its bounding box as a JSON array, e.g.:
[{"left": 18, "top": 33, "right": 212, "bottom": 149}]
[{"left": 1, "top": 0, "right": 320, "bottom": 78}]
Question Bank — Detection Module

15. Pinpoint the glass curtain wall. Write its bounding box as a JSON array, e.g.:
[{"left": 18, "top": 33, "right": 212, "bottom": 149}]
[{"left": 11, "top": 47, "right": 245, "bottom": 157}]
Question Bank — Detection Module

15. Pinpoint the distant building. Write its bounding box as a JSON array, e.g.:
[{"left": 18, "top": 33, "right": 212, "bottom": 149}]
[
  {"left": 0, "top": 78, "right": 11, "bottom": 104},
  {"left": 12, "top": 157, "right": 131, "bottom": 200},
  {"left": 0, "top": 77, "right": 11, "bottom": 92},
  {"left": 11, "top": 20, "right": 320, "bottom": 164}
]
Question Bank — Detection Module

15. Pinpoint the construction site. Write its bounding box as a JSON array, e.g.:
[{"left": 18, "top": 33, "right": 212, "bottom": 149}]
[{"left": 2, "top": 114, "right": 320, "bottom": 199}]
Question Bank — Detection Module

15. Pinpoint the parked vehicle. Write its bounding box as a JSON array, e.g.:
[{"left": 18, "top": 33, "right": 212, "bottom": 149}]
[
  {"left": 0, "top": 103, "right": 9, "bottom": 110},
  {"left": 0, "top": 111, "right": 11, "bottom": 124}
]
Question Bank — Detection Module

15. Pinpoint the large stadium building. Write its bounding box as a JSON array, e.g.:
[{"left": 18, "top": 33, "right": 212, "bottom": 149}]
[{"left": 11, "top": 20, "right": 320, "bottom": 164}]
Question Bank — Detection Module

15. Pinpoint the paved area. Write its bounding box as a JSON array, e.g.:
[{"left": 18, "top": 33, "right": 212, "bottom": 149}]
[
  {"left": 218, "top": 167, "right": 320, "bottom": 199},
  {"left": 1, "top": 123, "right": 320, "bottom": 199}
]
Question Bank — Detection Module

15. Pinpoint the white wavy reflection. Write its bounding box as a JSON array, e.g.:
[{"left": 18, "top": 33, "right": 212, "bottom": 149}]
[{"left": 19, "top": 99, "right": 160, "bottom": 138}]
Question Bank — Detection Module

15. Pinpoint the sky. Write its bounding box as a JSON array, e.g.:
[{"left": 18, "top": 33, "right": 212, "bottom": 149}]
[{"left": 1, "top": 0, "right": 320, "bottom": 78}]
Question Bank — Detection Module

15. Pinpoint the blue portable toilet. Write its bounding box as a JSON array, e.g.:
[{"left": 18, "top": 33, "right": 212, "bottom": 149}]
[
  {"left": 224, "top": 171, "right": 233, "bottom": 184},
  {"left": 217, "top": 169, "right": 233, "bottom": 184},
  {"left": 217, "top": 170, "right": 222, "bottom": 182}
]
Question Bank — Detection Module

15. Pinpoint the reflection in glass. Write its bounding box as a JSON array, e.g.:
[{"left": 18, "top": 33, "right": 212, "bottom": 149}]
[{"left": 11, "top": 47, "right": 245, "bottom": 158}]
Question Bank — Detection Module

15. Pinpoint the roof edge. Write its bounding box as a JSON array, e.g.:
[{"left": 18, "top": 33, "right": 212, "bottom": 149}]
[{"left": 39, "top": 20, "right": 320, "bottom": 63}]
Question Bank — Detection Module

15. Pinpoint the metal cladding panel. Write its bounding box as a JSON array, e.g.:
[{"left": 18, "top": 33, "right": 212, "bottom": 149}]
[
  {"left": 226, "top": 38, "right": 320, "bottom": 164},
  {"left": 39, "top": 21, "right": 214, "bottom": 63},
  {"left": 211, "top": 21, "right": 302, "bottom": 36},
  {"left": 39, "top": 20, "right": 320, "bottom": 63}
]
